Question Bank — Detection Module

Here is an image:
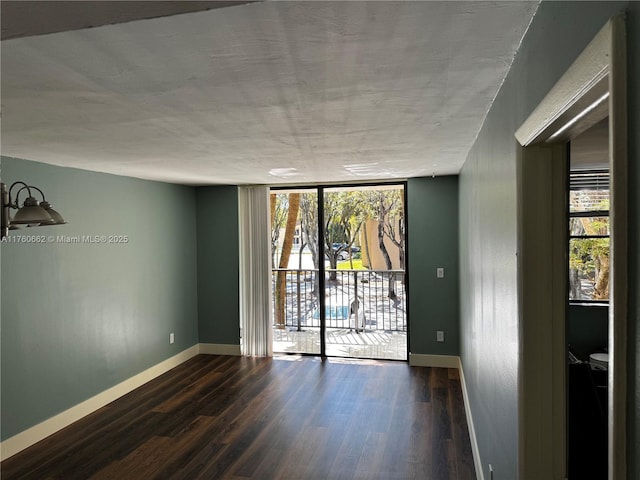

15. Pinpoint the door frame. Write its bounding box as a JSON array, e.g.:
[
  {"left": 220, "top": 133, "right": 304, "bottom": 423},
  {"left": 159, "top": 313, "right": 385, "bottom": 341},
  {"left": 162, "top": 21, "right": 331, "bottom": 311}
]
[
  {"left": 514, "top": 16, "right": 627, "bottom": 480},
  {"left": 270, "top": 181, "right": 409, "bottom": 360}
]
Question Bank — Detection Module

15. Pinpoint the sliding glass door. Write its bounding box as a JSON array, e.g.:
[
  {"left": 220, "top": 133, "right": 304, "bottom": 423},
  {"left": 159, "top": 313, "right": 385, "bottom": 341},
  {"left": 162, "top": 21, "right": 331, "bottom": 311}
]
[
  {"left": 322, "top": 185, "right": 406, "bottom": 360},
  {"left": 271, "top": 189, "right": 320, "bottom": 354},
  {"left": 270, "top": 184, "right": 407, "bottom": 360}
]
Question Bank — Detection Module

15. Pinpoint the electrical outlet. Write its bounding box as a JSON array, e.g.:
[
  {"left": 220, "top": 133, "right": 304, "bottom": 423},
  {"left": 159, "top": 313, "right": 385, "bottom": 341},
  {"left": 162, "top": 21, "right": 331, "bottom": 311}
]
[
  {"left": 437, "top": 267, "right": 445, "bottom": 278},
  {"left": 169, "top": 333, "right": 175, "bottom": 344},
  {"left": 436, "top": 330, "right": 445, "bottom": 342}
]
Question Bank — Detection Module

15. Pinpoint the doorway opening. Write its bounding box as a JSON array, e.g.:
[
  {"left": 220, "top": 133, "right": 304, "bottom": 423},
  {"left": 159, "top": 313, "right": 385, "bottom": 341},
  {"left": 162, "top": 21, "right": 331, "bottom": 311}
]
[
  {"left": 567, "top": 119, "right": 610, "bottom": 478},
  {"left": 270, "top": 184, "right": 408, "bottom": 361},
  {"left": 514, "top": 15, "right": 627, "bottom": 479}
]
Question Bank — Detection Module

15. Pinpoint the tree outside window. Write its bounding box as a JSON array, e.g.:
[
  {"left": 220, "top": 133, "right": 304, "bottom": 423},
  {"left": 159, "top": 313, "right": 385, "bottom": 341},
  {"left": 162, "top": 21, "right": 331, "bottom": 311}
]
[{"left": 569, "top": 170, "right": 609, "bottom": 301}]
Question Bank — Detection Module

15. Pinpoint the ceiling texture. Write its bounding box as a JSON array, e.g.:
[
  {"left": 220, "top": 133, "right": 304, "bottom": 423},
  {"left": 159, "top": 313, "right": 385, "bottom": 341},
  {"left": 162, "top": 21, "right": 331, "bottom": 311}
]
[{"left": 1, "top": 1, "right": 539, "bottom": 185}]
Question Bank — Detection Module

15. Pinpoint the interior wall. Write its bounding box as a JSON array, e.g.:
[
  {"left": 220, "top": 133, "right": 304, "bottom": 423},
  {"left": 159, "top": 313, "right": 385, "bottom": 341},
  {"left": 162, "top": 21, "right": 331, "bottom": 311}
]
[
  {"left": 0, "top": 156, "right": 199, "bottom": 441},
  {"left": 195, "top": 178, "right": 461, "bottom": 356},
  {"left": 568, "top": 304, "right": 609, "bottom": 361},
  {"left": 195, "top": 186, "right": 240, "bottom": 346},
  {"left": 458, "top": 2, "right": 638, "bottom": 479},
  {"left": 407, "top": 176, "right": 459, "bottom": 356}
]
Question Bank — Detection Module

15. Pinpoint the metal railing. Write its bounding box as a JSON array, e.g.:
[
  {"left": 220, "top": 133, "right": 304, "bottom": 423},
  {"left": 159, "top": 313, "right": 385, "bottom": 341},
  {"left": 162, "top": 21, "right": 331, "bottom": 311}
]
[{"left": 272, "top": 268, "right": 406, "bottom": 332}]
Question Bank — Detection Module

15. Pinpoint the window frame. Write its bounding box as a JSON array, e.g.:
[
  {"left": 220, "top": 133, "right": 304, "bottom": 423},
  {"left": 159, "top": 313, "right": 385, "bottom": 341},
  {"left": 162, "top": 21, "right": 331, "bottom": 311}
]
[{"left": 568, "top": 170, "right": 610, "bottom": 305}]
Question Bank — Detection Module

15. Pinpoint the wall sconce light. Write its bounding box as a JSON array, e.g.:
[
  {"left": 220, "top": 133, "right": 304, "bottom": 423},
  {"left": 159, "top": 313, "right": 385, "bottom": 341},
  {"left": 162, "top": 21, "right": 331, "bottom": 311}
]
[{"left": 1, "top": 181, "right": 67, "bottom": 239}]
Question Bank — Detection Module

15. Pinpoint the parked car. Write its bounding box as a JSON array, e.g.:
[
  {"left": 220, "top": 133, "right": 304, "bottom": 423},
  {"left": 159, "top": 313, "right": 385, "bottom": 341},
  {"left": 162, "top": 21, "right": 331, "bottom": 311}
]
[{"left": 329, "top": 243, "right": 361, "bottom": 260}]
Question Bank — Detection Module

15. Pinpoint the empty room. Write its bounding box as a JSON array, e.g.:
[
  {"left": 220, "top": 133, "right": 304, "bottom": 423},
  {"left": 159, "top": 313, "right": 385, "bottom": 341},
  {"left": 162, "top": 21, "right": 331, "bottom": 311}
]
[{"left": 1, "top": 1, "right": 639, "bottom": 479}]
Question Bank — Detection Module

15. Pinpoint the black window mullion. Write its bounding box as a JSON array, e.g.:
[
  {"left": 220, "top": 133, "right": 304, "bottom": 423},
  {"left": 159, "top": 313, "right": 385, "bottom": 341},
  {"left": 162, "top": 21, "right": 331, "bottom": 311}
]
[
  {"left": 317, "top": 186, "right": 326, "bottom": 358},
  {"left": 569, "top": 210, "right": 609, "bottom": 218}
]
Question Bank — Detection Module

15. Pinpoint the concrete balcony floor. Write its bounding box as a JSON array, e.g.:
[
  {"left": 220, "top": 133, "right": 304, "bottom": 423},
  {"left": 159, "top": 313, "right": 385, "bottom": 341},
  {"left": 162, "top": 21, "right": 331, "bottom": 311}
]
[{"left": 273, "top": 327, "right": 407, "bottom": 360}]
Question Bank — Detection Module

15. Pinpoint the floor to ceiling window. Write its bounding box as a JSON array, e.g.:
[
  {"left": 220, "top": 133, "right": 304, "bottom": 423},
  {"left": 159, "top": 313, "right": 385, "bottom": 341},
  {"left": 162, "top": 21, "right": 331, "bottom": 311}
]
[{"left": 270, "top": 184, "right": 407, "bottom": 360}]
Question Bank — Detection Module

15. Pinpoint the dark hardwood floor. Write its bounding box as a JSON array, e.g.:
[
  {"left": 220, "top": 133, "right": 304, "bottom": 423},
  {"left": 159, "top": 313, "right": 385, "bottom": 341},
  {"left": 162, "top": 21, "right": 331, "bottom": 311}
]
[{"left": 1, "top": 355, "right": 475, "bottom": 479}]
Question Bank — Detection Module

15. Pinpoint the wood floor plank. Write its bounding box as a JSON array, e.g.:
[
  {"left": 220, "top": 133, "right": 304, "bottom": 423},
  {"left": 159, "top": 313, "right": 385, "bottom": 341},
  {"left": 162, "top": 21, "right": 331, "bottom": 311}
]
[
  {"left": 431, "top": 384, "right": 453, "bottom": 480},
  {"left": 1, "top": 355, "right": 475, "bottom": 480},
  {"left": 448, "top": 378, "right": 476, "bottom": 480},
  {"left": 89, "top": 435, "right": 174, "bottom": 480},
  {"left": 353, "top": 431, "right": 386, "bottom": 480}
]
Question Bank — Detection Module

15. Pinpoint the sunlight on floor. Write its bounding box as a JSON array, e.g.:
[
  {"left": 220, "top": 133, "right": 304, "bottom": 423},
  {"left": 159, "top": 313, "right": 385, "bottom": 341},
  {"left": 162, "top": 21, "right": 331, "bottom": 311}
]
[{"left": 273, "top": 327, "right": 407, "bottom": 360}]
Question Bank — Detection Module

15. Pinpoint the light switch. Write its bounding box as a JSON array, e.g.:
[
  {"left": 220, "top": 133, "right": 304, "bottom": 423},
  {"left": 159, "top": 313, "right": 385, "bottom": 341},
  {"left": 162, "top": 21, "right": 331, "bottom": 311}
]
[{"left": 437, "top": 267, "right": 445, "bottom": 278}]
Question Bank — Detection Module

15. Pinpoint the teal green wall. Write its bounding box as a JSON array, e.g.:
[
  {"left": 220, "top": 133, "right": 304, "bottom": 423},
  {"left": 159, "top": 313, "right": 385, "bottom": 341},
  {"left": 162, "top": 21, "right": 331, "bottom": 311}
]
[
  {"left": 407, "top": 176, "right": 459, "bottom": 356},
  {"left": 4, "top": 5, "right": 640, "bottom": 473},
  {"left": 194, "top": 180, "right": 460, "bottom": 354},
  {"left": 568, "top": 304, "right": 609, "bottom": 361},
  {"left": 459, "top": 2, "right": 640, "bottom": 479},
  {"left": 0, "top": 157, "right": 199, "bottom": 441},
  {"left": 196, "top": 186, "right": 240, "bottom": 345}
]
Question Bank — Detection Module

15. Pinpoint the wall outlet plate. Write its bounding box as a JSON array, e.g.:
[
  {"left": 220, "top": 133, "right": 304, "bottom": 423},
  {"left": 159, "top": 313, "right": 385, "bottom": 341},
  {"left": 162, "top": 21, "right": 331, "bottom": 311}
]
[
  {"left": 169, "top": 333, "right": 175, "bottom": 344},
  {"left": 437, "top": 267, "right": 445, "bottom": 278},
  {"left": 437, "top": 330, "right": 445, "bottom": 342}
]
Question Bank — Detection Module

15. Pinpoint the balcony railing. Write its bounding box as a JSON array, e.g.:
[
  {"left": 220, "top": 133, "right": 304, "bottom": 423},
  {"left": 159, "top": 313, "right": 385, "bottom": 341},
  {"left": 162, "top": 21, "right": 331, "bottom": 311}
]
[{"left": 272, "top": 269, "right": 406, "bottom": 332}]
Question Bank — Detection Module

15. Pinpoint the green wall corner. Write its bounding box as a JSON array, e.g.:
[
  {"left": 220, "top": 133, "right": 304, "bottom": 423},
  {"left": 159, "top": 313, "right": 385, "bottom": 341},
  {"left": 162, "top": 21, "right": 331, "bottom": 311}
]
[
  {"left": 407, "top": 176, "right": 460, "bottom": 356},
  {"left": 196, "top": 186, "right": 240, "bottom": 346},
  {"left": 1, "top": 156, "right": 199, "bottom": 440}
]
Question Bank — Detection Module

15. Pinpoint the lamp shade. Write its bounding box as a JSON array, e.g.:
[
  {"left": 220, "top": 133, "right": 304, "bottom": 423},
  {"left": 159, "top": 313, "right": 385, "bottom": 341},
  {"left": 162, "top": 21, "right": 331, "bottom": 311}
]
[
  {"left": 11, "top": 196, "right": 54, "bottom": 225},
  {"left": 8, "top": 215, "right": 21, "bottom": 230},
  {"left": 39, "top": 201, "right": 67, "bottom": 225}
]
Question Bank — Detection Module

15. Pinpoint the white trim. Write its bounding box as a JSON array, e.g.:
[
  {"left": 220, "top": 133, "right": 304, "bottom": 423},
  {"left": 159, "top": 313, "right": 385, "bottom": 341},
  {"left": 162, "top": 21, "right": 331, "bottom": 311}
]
[
  {"left": 515, "top": 21, "right": 610, "bottom": 146},
  {"left": 514, "top": 15, "right": 627, "bottom": 479},
  {"left": 458, "top": 358, "right": 484, "bottom": 480},
  {"left": 0, "top": 344, "right": 200, "bottom": 461},
  {"left": 409, "top": 354, "right": 483, "bottom": 480},
  {"left": 607, "top": 15, "right": 627, "bottom": 479},
  {"left": 547, "top": 91, "right": 609, "bottom": 141},
  {"left": 198, "top": 343, "right": 241, "bottom": 356},
  {"left": 516, "top": 143, "right": 567, "bottom": 480},
  {"left": 408, "top": 353, "right": 459, "bottom": 368}
]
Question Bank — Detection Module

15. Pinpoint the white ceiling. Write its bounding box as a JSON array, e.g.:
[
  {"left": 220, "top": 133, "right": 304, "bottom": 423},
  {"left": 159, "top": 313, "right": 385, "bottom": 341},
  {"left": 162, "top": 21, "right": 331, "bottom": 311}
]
[{"left": 1, "top": 1, "right": 539, "bottom": 185}]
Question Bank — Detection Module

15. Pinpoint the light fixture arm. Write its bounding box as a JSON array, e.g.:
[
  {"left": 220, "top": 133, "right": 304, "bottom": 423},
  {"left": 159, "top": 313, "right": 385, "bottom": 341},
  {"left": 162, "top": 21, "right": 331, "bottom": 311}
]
[
  {"left": 29, "top": 185, "right": 46, "bottom": 201},
  {"left": 13, "top": 185, "right": 46, "bottom": 209},
  {"left": 1, "top": 182, "right": 9, "bottom": 239},
  {"left": 1, "top": 180, "right": 67, "bottom": 239},
  {"left": 8, "top": 181, "right": 33, "bottom": 208}
]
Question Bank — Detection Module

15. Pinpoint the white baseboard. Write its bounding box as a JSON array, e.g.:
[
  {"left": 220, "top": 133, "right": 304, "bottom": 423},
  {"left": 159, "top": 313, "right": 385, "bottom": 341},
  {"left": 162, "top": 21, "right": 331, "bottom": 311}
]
[
  {"left": 198, "top": 343, "right": 241, "bottom": 356},
  {"left": 458, "top": 358, "right": 484, "bottom": 480},
  {"left": 0, "top": 344, "right": 200, "bottom": 461},
  {"left": 0, "top": 342, "right": 244, "bottom": 460},
  {"left": 1, "top": 343, "right": 480, "bottom": 480},
  {"left": 409, "top": 354, "right": 482, "bottom": 480},
  {"left": 409, "top": 353, "right": 460, "bottom": 368}
]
